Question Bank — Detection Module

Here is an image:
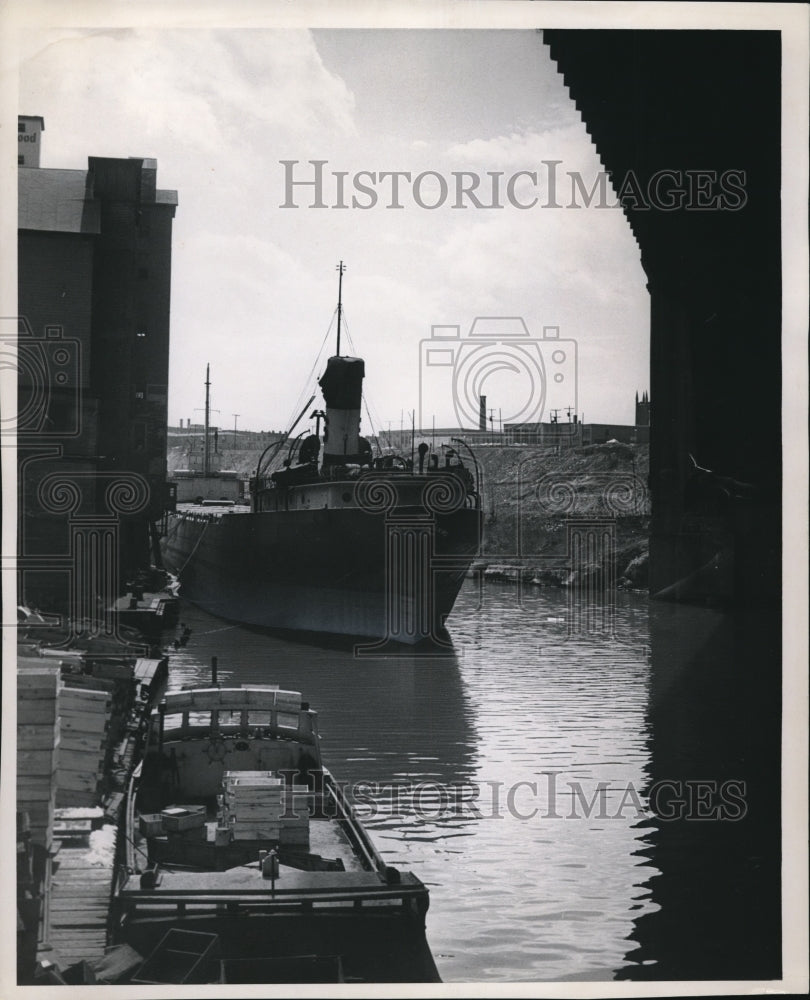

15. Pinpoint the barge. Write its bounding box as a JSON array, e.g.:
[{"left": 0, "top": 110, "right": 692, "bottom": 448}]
[{"left": 111, "top": 683, "right": 440, "bottom": 984}]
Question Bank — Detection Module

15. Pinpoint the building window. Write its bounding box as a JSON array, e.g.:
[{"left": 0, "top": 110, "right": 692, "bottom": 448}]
[
  {"left": 18, "top": 155, "right": 24, "bottom": 165},
  {"left": 19, "top": 122, "right": 26, "bottom": 133}
]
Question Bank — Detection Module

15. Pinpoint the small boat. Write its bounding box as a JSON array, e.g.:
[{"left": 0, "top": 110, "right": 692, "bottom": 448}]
[
  {"left": 111, "top": 592, "right": 180, "bottom": 636},
  {"left": 112, "top": 683, "right": 440, "bottom": 984}
]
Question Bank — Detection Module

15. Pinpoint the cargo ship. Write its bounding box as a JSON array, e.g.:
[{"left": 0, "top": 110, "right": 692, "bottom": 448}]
[
  {"left": 112, "top": 682, "right": 441, "bottom": 983},
  {"left": 160, "top": 265, "right": 481, "bottom": 645}
]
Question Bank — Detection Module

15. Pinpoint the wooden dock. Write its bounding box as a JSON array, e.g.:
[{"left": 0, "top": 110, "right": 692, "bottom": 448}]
[
  {"left": 47, "top": 838, "right": 116, "bottom": 968},
  {"left": 17, "top": 646, "right": 169, "bottom": 983}
]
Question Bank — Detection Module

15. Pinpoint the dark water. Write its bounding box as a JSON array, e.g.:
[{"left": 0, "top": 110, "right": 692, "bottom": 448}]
[{"left": 165, "top": 580, "right": 781, "bottom": 983}]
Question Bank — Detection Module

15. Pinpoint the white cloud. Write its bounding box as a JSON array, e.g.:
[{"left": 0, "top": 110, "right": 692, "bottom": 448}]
[
  {"left": 22, "top": 28, "right": 357, "bottom": 169},
  {"left": 20, "top": 28, "right": 650, "bottom": 430}
]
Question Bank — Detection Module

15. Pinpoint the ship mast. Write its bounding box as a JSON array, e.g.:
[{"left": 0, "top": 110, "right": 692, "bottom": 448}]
[
  {"left": 336, "top": 260, "right": 345, "bottom": 357},
  {"left": 203, "top": 363, "right": 211, "bottom": 477}
]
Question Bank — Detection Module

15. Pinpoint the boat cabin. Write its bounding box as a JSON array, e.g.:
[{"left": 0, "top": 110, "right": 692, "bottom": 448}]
[{"left": 139, "top": 686, "right": 322, "bottom": 809}]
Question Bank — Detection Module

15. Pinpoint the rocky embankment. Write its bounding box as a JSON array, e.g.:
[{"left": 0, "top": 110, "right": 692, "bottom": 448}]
[
  {"left": 471, "top": 441, "right": 650, "bottom": 591},
  {"left": 167, "top": 440, "right": 651, "bottom": 592}
]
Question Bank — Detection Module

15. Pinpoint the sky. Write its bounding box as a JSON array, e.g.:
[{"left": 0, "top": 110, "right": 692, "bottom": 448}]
[{"left": 18, "top": 27, "right": 650, "bottom": 434}]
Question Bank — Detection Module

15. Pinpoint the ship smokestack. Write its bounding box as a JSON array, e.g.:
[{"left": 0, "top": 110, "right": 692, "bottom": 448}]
[
  {"left": 318, "top": 355, "right": 365, "bottom": 465},
  {"left": 479, "top": 395, "right": 487, "bottom": 432}
]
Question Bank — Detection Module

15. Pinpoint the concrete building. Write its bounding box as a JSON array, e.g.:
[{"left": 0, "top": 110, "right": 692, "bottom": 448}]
[{"left": 17, "top": 118, "right": 178, "bottom": 612}]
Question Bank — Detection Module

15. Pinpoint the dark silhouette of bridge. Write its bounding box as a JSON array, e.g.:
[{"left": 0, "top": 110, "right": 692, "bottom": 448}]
[{"left": 544, "top": 29, "right": 782, "bottom": 982}]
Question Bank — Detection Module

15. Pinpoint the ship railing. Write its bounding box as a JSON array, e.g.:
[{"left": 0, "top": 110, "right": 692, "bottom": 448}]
[
  {"left": 323, "top": 777, "right": 385, "bottom": 874},
  {"left": 118, "top": 877, "right": 428, "bottom": 917},
  {"left": 154, "top": 711, "right": 319, "bottom": 748},
  {"left": 152, "top": 688, "right": 319, "bottom": 748},
  {"left": 450, "top": 437, "right": 480, "bottom": 500},
  {"left": 160, "top": 686, "right": 298, "bottom": 714}
]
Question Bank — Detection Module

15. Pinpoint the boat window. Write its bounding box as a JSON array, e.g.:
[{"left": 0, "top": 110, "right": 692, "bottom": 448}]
[
  {"left": 277, "top": 711, "right": 299, "bottom": 730},
  {"left": 161, "top": 712, "right": 184, "bottom": 731},
  {"left": 248, "top": 711, "right": 273, "bottom": 726},
  {"left": 217, "top": 710, "right": 242, "bottom": 727},
  {"left": 185, "top": 711, "right": 212, "bottom": 728}
]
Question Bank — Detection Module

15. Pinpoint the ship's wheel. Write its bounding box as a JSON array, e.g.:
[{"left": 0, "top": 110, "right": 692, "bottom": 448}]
[{"left": 206, "top": 736, "right": 227, "bottom": 763}]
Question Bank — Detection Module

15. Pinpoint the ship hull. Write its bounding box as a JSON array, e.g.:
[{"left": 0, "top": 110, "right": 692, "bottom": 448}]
[{"left": 160, "top": 504, "right": 480, "bottom": 644}]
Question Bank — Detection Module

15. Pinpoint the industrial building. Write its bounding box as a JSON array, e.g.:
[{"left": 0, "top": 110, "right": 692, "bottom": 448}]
[{"left": 16, "top": 116, "right": 178, "bottom": 614}]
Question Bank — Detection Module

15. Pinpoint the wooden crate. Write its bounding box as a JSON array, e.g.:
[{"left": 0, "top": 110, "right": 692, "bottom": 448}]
[
  {"left": 161, "top": 805, "right": 206, "bottom": 832},
  {"left": 57, "top": 770, "right": 101, "bottom": 794},
  {"left": 59, "top": 712, "right": 108, "bottom": 735},
  {"left": 17, "top": 663, "right": 60, "bottom": 848},
  {"left": 17, "top": 725, "right": 62, "bottom": 751},
  {"left": 17, "top": 748, "right": 59, "bottom": 776},
  {"left": 223, "top": 770, "right": 279, "bottom": 782},
  {"left": 17, "top": 664, "right": 62, "bottom": 693},
  {"left": 138, "top": 813, "right": 164, "bottom": 837},
  {"left": 231, "top": 823, "right": 281, "bottom": 841}
]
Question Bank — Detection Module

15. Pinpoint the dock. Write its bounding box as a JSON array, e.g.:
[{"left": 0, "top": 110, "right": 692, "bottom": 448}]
[
  {"left": 16, "top": 642, "right": 168, "bottom": 985},
  {"left": 48, "top": 833, "right": 117, "bottom": 968}
]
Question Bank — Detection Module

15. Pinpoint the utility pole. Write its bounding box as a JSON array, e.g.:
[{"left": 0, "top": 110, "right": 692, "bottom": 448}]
[
  {"left": 195, "top": 364, "right": 220, "bottom": 475},
  {"left": 204, "top": 365, "right": 210, "bottom": 475},
  {"left": 549, "top": 408, "right": 560, "bottom": 425}
]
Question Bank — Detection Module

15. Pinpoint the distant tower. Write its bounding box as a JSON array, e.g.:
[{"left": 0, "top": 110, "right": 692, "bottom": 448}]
[
  {"left": 479, "top": 395, "right": 487, "bottom": 431},
  {"left": 18, "top": 116, "right": 45, "bottom": 168},
  {"left": 635, "top": 390, "right": 651, "bottom": 426}
]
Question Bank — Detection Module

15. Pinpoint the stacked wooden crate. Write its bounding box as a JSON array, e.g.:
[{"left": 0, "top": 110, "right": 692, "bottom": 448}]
[
  {"left": 279, "top": 784, "right": 312, "bottom": 846},
  {"left": 221, "top": 771, "right": 312, "bottom": 846},
  {"left": 74, "top": 670, "right": 132, "bottom": 747},
  {"left": 17, "top": 661, "right": 62, "bottom": 850},
  {"left": 223, "top": 773, "right": 283, "bottom": 842},
  {"left": 55, "top": 686, "right": 111, "bottom": 808}
]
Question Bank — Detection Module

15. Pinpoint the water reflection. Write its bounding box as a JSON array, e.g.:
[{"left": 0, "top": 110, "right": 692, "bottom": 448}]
[
  {"left": 165, "top": 581, "right": 658, "bottom": 982},
  {"left": 445, "top": 583, "right": 655, "bottom": 982},
  {"left": 617, "top": 603, "right": 782, "bottom": 981},
  {"left": 168, "top": 615, "right": 478, "bottom": 789}
]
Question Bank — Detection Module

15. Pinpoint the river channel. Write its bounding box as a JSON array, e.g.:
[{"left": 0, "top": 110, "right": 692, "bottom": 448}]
[{"left": 164, "top": 579, "right": 781, "bottom": 984}]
